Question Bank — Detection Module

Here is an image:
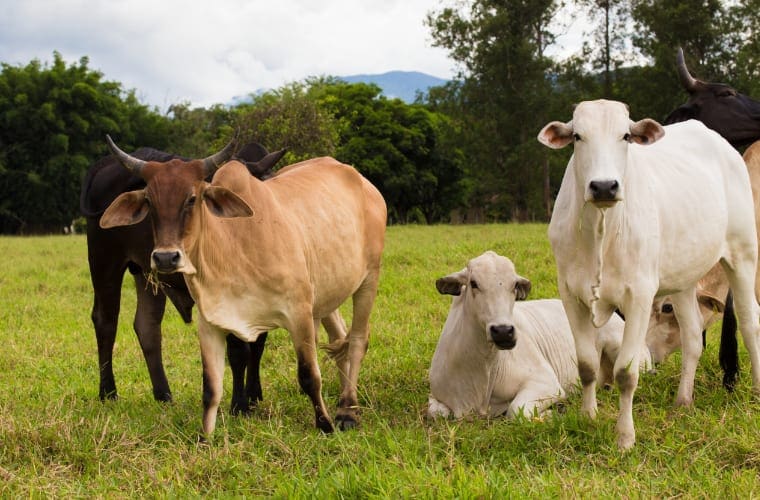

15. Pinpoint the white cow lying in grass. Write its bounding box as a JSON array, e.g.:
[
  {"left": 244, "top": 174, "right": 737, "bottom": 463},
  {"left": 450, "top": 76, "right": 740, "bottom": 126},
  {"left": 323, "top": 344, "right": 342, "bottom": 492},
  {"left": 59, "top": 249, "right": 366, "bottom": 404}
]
[{"left": 427, "top": 251, "right": 651, "bottom": 420}]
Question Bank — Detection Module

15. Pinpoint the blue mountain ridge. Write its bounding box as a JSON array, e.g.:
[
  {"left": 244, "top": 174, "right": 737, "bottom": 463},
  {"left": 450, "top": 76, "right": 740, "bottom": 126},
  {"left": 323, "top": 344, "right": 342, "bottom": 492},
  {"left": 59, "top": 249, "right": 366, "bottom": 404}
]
[
  {"left": 231, "top": 71, "right": 449, "bottom": 106},
  {"left": 339, "top": 70, "right": 448, "bottom": 103}
]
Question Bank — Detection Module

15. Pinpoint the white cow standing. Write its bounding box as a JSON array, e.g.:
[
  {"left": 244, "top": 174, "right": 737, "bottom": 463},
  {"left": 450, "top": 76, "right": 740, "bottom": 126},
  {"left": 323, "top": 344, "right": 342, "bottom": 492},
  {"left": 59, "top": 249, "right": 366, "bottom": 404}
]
[
  {"left": 539, "top": 99, "right": 760, "bottom": 449},
  {"left": 427, "top": 251, "right": 650, "bottom": 420}
]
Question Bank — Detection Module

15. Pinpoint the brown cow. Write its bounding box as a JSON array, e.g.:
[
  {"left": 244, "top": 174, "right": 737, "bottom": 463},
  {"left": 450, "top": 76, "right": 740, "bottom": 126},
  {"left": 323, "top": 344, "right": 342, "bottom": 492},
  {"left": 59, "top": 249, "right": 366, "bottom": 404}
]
[{"left": 99, "top": 136, "right": 387, "bottom": 437}]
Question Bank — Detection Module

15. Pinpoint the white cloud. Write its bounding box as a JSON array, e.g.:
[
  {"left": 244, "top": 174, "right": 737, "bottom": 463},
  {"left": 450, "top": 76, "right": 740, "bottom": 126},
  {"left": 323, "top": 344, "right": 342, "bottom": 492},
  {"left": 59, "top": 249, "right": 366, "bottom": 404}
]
[{"left": 0, "top": 0, "right": 456, "bottom": 110}]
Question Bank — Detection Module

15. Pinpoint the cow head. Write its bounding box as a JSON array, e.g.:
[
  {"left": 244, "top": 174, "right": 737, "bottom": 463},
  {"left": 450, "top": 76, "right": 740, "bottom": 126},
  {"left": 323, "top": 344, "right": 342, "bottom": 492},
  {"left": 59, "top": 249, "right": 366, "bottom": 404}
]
[
  {"left": 538, "top": 99, "right": 665, "bottom": 207},
  {"left": 645, "top": 292, "right": 725, "bottom": 364},
  {"left": 99, "top": 135, "right": 253, "bottom": 274},
  {"left": 665, "top": 47, "right": 760, "bottom": 148},
  {"left": 436, "top": 251, "right": 531, "bottom": 350}
]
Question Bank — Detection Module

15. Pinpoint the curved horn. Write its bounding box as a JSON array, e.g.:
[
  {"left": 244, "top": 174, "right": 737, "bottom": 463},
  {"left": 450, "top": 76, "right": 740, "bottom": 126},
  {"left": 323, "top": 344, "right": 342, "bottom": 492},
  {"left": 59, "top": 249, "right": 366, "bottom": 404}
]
[
  {"left": 676, "top": 47, "right": 699, "bottom": 92},
  {"left": 106, "top": 135, "right": 147, "bottom": 177},
  {"left": 202, "top": 133, "right": 238, "bottom": 177}
]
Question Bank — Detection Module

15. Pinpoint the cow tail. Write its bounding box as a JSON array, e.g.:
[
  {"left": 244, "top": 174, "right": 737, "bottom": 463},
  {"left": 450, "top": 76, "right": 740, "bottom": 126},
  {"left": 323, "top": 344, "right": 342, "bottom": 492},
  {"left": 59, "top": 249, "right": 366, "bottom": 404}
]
[
  {"left": 322, "top": 338, "right": 349, "bottom": 363},
  {"left": 719, "top": 289, "right": 739, "bottom": 392}
]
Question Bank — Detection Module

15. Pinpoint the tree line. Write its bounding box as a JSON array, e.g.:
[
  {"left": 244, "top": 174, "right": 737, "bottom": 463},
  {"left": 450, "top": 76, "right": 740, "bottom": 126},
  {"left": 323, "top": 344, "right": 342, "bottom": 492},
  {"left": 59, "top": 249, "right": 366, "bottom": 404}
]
[{"left": 0, "top": 0, "right": 759, "bottom": 234}]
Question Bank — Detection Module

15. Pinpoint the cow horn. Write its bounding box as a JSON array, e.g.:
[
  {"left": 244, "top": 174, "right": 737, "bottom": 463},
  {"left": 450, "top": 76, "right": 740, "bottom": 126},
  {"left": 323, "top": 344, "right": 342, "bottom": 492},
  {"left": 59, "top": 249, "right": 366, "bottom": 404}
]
[
  {"left": 106, "top": 135, "right": 147, "bottom": 176},
  {"left": 676, "top": 47, "right": 699, "bottom": 92},
  {"left": 202, "top": 133, "right": 238, "bottom": 177}
]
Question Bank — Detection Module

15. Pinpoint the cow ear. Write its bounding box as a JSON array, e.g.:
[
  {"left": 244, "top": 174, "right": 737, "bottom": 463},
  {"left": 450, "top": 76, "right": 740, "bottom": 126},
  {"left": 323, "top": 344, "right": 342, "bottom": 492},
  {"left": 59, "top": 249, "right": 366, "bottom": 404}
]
[
  {"left": 697, "top": 291, "right": 725, "bottom": 313},
  {"left": 514, "top": 276, "right": 532, "bottom": 301},
  {"left": 202, "top": 186, "right": 254, "bottom": 218},
  {"left": 538, "top": 120, "right": 574, "bottom": 149},
  {"left": 628, "top": 118, "right": 665, "bottom": 145},
  {"left": 100, "top": 190, "right": 149, "bottom": 228},
  {"left": 436, "top": 269, "right": 467, "bottom": 296}
]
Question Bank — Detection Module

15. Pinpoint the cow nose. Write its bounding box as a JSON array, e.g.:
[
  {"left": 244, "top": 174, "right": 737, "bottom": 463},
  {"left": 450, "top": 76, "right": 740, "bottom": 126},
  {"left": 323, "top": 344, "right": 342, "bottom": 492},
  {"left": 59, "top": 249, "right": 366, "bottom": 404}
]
[
  {"left": 589, "top": 180, "right": 619, "bottom": 202},
  {"left": 152, "top": 250, "right": 181, "bottom": 272},
  {"left": 490, "top": 324, "right": 516, "bottom": 350}
]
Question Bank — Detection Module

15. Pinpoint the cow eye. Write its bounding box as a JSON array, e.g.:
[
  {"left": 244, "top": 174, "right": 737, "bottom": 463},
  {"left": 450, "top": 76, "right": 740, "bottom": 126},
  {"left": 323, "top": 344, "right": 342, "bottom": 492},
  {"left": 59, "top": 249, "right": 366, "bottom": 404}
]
[
  {"left": 716, "top": 89, "right": 736, "bottom": 98},
  {"left": 573, "top": 133, "right": 582, "bottom": 142},
  {"left": 661, "top": 303, "right": 673, "bottom": 314},
  {"left": 470, "top": 280, "right": 479, "bottom": 290},
  {"left": 623, "top": 133, "right": 631, "bottom": 142},
  {"left": 186, "top": 195, "right": 197, "bottom": 208}
]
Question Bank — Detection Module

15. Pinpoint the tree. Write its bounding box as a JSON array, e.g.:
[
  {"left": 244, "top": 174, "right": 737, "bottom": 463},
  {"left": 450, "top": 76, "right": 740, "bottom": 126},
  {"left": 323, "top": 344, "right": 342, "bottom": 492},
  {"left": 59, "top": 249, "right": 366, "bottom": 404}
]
[
  {"left": 164, "top": 102, "right": 235, "bottom": 158},
  {"left": 722, "top": 0, "right": 760, "bottom": 98},
  {"left": 426, "top": 0, "right": 561, "bottom": 221},
  {"left": 0, "top": 52, "right": 169, "bottom": 233},
  {"left": 308, "top": 80, "right": 466, "bottom": 223},
  {"left": 233, "top": 80, "right": 338, "bottom": 164},
  {"left": 576, "top": 0, "right": 632, "bottom": 98},
  {"left": 625, "top": 0, "right": 727, "bottom": 119}
]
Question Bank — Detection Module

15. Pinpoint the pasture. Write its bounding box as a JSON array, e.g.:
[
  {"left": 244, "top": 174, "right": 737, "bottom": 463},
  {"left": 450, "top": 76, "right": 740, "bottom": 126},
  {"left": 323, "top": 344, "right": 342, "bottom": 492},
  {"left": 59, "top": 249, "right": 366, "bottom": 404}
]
[{"left": 0, "top": 224, "right": 759, "bottom": 497}]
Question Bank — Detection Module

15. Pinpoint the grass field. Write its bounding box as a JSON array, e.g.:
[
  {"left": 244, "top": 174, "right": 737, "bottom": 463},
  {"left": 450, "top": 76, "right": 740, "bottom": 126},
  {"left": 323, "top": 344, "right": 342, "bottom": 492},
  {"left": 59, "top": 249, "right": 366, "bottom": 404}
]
[{"left": 1, "top": 224, "right": 759, "bottom": 497}]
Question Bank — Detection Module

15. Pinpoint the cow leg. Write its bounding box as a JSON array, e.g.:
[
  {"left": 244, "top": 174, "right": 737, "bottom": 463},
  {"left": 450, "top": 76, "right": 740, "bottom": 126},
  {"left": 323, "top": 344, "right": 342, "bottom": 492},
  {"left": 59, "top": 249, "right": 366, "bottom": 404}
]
[
  {"left": 508, "top": 381, "right": 566, "bottom": 419},
  {"left": 227, "top": 334, "right": 250, "bottom": 415},
  {"left": 722, "top": 258, "right": 760, "bottom": 394},
  {"left": 88, "top": 249, "right": 125, "bottom": 401},
  {"left": 199, "top": 318, "right": 227, "bottom": 439},
  {"left": 245, "top": 332, "right": 267, "bottom": 405},
  {"left": 321, "top": 311, "right": 350, "bottom": 402},
  {"left": 227, "top": 332, "right": 268, "bottom": 416},
  {"left": 669, "top": 288, "right": 703, "bottom": 407},
  {"left": 133, "top": 272, "right": 172, "bottom": 402},
  {"left": 290, "top": 316, "right": 333, "bottom": 432},
  {"left": 335, "top": 277, "right": 378, "bottom": 430},
  {"left": 612, "top": 295, "right": 652, "bottom": 450},
  {"left": 91, "top": 279, "right": 122, "bottom": 401},
  {"left": 719, "top": 290, "right": 739, "bottom": 391},
  {"left": 560, "top": 294, "right": 599, "bottom": 419}
]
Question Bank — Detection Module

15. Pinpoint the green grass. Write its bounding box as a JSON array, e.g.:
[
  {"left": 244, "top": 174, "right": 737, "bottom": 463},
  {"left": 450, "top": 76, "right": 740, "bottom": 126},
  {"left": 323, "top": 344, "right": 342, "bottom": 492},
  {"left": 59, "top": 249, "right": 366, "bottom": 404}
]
[{"left": 1, "top": 224, "right": 760, "bottom": 497}]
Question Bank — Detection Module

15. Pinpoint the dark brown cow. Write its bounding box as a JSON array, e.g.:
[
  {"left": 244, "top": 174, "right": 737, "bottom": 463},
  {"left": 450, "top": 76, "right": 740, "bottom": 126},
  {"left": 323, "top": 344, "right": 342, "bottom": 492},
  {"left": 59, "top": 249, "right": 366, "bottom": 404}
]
[
  {"left": 99, "top": 136, "right": 386, "bottom": 438},
  {"left": 81, "top": 140, "right": 285, "bottom": 413},
  {"left": 665, "top": 47, "right": 760, "bottom": 148}
]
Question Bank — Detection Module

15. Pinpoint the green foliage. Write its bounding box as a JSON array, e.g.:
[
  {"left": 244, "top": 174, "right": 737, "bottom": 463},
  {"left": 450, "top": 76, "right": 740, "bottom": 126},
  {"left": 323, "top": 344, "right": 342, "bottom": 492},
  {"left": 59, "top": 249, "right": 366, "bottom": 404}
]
[
  {"left": 2, "top": 226, "right": 760, "bottom": 496},
  {"left": 0, "top": 52, "right": 169, "bottom": 233},
  {"left": 4, "top": 1, "right": 760, "bottom": 230},
  {"left": 307, "top": 79, "right": 467, "bottom": 223},
  {"left": 233, "top": 80, "right": 338, "bottom": 164},
  {"left": 427, "top": 0, "right": 562, "bottom": 221}
]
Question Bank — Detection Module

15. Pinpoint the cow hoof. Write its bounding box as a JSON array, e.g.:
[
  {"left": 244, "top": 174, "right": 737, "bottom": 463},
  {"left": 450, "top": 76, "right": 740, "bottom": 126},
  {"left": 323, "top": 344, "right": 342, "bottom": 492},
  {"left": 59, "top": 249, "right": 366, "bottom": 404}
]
[
  {"left": 336, "top": 415, "right": 359, "bottom": 431},
  {"left": 316, "top": 416, "right": 334, "bottom": 433},
  {"left": 229, "top": 403, "right": 253, "bottom": 417},
  {"left": 617, "top": 433, "right": 635, "bottom": 451},
  {"left": 99, "top": 391, "right": 118, "bottom": 402},
  {"left": 154, "top": 391, "right": 173, "bottom": 403}
]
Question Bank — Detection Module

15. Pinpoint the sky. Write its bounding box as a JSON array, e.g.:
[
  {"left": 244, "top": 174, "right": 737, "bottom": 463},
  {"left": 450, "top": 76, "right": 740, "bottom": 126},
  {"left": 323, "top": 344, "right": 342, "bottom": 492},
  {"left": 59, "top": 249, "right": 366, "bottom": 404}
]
[{"left": 0, "top": 0, "right": 585, "bottom": 111}]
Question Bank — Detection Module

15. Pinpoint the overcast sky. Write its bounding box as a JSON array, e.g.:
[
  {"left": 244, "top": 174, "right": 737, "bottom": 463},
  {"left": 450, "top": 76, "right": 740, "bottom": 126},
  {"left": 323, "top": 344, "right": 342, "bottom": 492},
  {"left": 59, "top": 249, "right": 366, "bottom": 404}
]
[
  {"left": 0, "top": 0, "right": 584, "bottom": 111},
  {"left": 0, "top": 0, "right": 459, "bottom": 110}
]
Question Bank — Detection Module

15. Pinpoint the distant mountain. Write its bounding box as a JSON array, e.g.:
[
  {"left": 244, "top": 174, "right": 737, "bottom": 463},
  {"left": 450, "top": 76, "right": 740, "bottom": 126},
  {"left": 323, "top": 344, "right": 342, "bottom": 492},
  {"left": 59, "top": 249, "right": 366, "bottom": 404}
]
[
  {"left": 339, "top": 71, "right": 448, "bottom": 103},
  {"left": 229, "top": 70, "right": 449, "bottom": 106}
]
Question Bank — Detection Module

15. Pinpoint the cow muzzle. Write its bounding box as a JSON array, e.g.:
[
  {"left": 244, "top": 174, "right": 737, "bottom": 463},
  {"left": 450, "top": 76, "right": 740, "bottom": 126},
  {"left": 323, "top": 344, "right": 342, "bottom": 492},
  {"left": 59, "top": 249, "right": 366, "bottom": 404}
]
[
  {"left": 588, "top": 179, "right": 620, "bottom": 205},
  {"left": 152, "top": 249, "right": 182, "bottom": 273},
  {"left": 489, "top": 324, "right": 516, "bottom": 350}
]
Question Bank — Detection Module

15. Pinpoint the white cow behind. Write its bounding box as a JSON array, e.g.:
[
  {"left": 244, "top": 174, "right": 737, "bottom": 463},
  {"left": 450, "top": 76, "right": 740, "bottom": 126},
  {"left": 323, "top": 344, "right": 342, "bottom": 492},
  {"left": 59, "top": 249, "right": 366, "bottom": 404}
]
[
  {"left": 427, "top": 251, "right": 651, "bottom": 420},
  {"left": 539, "top": 99, "right": 760, "bottom": 449}
]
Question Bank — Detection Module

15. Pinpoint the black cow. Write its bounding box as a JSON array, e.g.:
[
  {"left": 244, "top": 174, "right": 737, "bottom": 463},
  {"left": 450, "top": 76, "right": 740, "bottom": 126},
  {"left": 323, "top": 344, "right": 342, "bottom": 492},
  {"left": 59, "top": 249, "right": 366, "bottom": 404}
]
[
  {"left": 80, "top": 142, "right": 286, "bottom": 414},
  {"left": 665, "top": 47, "right": 760, "bottom": 148}
]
